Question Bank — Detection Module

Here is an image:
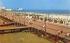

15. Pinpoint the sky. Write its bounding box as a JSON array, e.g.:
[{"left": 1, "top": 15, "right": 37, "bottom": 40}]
[{"left": 1, "top": 0, "right": 70, "bottom": 10}]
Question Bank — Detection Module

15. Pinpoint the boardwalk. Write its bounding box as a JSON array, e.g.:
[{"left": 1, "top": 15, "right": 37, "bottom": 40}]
[{"left": 0, "top": 13, "right": 70, "bottom": 43}]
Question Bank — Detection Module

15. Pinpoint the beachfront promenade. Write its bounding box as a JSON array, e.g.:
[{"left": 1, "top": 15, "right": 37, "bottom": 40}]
[{"left": 0, "top": 10, "right": 70, "bottom": 43}]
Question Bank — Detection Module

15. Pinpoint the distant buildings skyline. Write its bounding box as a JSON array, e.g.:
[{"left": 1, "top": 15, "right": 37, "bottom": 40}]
[{"left": 0, "top": 0, "right": 70, "bottom": 16}]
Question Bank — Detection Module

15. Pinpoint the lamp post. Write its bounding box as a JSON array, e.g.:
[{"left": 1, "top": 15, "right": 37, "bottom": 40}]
[
  {"left": 24, "top": 15, "right": 26, "bottom": 26},
  {"left": 42, "top": 17, "right": 47, "bottom": 37},
  {"left": 44, "top": 17, "right": 46, "bottom": 32}
]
